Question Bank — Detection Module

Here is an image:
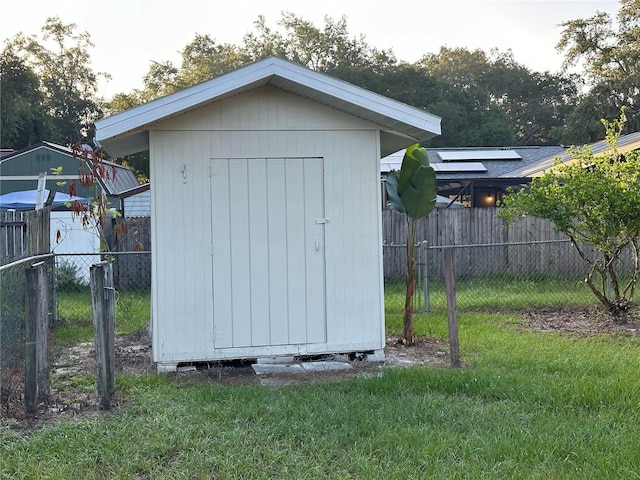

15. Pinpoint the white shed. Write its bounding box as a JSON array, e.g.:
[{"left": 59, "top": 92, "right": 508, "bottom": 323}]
[
  {"left": 95, "top": 57, "right": 441, "bottom": 371},
  {"left": 119, "top": 183, "right": 151, "bottom": 218}
]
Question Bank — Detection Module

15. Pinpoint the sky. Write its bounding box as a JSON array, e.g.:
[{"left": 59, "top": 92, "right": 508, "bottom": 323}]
[{"left": 5, "top": 0, "right": 621, "bottom": 99}]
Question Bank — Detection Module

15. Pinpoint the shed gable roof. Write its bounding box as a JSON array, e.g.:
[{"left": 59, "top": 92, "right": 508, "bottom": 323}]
[{"left": 95, "top": 57, "right": 441, "bottom": 157}]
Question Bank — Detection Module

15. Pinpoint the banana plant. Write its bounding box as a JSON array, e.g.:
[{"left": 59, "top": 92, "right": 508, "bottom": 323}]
[{"left": 386, "top": 144, "right": 437, "bottom": 344}]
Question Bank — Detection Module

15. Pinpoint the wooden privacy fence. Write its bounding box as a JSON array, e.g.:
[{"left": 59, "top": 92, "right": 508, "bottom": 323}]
[
  {"left": 104, "top": 217, "right": 151, "bottom": 289},
  {"left": 382, "top": 207, "right": 592, "bottom": 279},
  {"left": 0, "top": 211, "right": 26, "bottom": 263},
  {"left": 1, "top": 208, "right": 49, "bottom": 265}
]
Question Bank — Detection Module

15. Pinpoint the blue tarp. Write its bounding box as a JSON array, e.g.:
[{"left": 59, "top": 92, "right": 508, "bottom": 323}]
[{"left": 0, "top": 190, "right": 89, "bottom": 211}]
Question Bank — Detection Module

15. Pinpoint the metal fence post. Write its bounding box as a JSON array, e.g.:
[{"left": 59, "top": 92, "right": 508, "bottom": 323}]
[
  {"left": 90, "top": 261, "right": 115, "bottom": 410},
  {"left": 443, "top": 248, "right": 461, "bottom": 368},
  {"left": 422, "top": 241, "right": 430, "bottom": 313}
]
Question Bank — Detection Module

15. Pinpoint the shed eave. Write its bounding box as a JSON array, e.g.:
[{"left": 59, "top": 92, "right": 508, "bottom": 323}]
[{"left": 95, "top": 57, "right": 441, "bottom": 157}]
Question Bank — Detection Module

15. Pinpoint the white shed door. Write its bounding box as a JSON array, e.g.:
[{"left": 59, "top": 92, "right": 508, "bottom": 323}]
[{"left": 210, "top": 158, "right": 326, "bottom": 349}]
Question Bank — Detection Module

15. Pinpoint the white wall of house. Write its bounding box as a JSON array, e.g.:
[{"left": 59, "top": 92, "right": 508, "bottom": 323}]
[
  {"left": 149, "top": 86, "right": 385, "bottom": 365},
  {"left": 50, "top": 211, "right": 100, "bottom": 283}
]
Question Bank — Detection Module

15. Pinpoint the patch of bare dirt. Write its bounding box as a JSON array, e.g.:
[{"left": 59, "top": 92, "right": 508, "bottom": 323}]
[
  {"left": 1, "top": 330, "right": 154, "bottom": 429},
  {"left": 173, "top": 335, "right": 452, "bottom": 387},
  {"left": 383, "top": 335, "right": 452, "bottom": 368},
  {"left": 520, "top": 305, "right": 640, "bottom": 336}
]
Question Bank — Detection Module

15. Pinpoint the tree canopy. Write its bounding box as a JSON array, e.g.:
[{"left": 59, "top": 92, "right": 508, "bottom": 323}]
[
  {"left": 557, "top": 0, "right": 640, "bottom": 143},
  {"left": 1, "top": 17, "right": 105, "bottom": 148},
  {"left": 2, "top": 6, "right": 639, "bottom": 173},
  {"left": 0, "top": 49, "right": 48, "bottom": 148},
  {"left": 125, "top": 14, "right": 585, "bottom": 149}
]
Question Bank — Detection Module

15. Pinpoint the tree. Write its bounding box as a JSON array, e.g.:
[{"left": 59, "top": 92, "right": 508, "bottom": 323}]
[
  {"left": 0, "top": 47, "right": 49, "bottom": 148},
  {"left": 178, "top": 34, "right": 248, "bottom": 88},
  {"left": 136, "top": 13, "right": 398, "bottom": 102},
  {"left": 3, "top": 17, "right": 105, "bottom": 145},
  {"left": 418, "top": 47, "right": 578, "bottom": 147},
  {"left": 483, "top": 50, "right": 579, "bottom": 145},
  {"left": 135, "top": 35, "right": 249, "bottom": 100},
  {"left": 121, "top": 13, "right": 582, "bottom": 149},
  {"left": 244, "top": 12, "right": 397, "bottom": 75},
  {"left": 499, "top": 110, "right": 640, "bottom": 319},
  {"left": 386, "top": 145, "right": 437, "bottom": 343},
  {"left": 103, "top": 91, "right": 150, "bottom": 181},
  {"left": 557, "top": 0, "right": 640, "bottom": 143}
]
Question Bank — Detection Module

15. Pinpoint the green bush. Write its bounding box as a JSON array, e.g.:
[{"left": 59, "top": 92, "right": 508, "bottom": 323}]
[{"left": 55, "top": 260, "right": 87, "bottom": 290}]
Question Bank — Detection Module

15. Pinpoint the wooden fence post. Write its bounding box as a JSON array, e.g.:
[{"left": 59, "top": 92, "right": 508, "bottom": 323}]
[
  {"left": 24, "top": 261, "right": 50, "bottom": 414},
  {"left": 26, "top": 207, "right": 50, "bottom": 257},
  {"left": 443, "top": 248, "right": 461, "bottom": 368},
  {"left": 90, "top": 261, "right": 115, "bottom": 410}
]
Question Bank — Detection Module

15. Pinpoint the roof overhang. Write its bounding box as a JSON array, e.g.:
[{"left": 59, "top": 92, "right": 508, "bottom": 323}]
[
  {"left": 501, "top": 131, "right": 640, "bottom": 179},
  {"left": 95, "top": 57, "right": 441, "bottom": 158},
  {"left": 531, "top": 132, "right": 640, "bottom": 177}
]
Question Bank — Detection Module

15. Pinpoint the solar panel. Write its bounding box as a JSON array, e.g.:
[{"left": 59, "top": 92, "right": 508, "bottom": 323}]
[
  {"left": 380, "top": 161, "right": 401, "bottom": 173},
  {"left": 437, "top": 150, "right": 521, "bottom": 161},
  {"left": 431, "top": 162, "right": 487, "bottom": 173}
]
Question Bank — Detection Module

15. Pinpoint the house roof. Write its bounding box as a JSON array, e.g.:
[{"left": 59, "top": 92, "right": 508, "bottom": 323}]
[
  {"left": 95, "top": 57, "right": 442, "bottom": 158},
  {"left": 499, "top": 131, "right": 640, "bottom": 178},
  {"left": 381, "top": 145, "right": 567, "bottom": 180},
  {"left": 119, "top": 182, "right": 150, "bottom": 199},
  {"left": 0, "top": 142, "right": 140, "bottom": 195}
]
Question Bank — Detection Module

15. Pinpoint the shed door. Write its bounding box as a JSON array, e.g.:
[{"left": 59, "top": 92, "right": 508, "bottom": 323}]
[{"left": 210, "top": 158, "right": 326, "bottom": 349}]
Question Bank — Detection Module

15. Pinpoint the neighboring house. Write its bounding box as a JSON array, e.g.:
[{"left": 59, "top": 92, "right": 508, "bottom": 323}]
[
  {"left": 381, "top": 145, "right": 566, "bottom": 208},
  {"left": 0, "top": 141, "right": 139, "bottom": 209},
  {"left": 0, "top": 142, "right": 141, "bottom": 276},
  {"left": 95, "top": 56, "right": 442, "bottom": 371},
  {"left": 502, "top": 131, "right": 640, "bottom": 179},
  {"left": 118, "top": 183, "right": 151, "bottom": 217}
]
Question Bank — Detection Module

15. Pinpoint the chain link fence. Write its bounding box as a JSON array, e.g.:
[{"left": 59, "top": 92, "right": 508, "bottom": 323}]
[
  {"left": 1, "top": 252, "right": 150, "bottom": 419},
  {"left": 1, "top": 255, "right": 54, "bottom": 417},
  {"left": 384, "top": 240, "right": 612, "bottom": 313},
  {"left": 1, "top": 239, "right": 631, "bottom": 418}
]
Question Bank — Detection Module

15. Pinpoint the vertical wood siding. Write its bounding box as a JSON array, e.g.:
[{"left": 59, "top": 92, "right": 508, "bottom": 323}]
[
  {"left": 150, "top": 86, "right": 385, "bottom": 362},
  {"left": 210, "top": 157, "right": 326, "bottom": 349}
]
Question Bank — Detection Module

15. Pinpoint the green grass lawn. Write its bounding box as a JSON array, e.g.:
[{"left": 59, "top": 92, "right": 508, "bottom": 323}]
[
  {"left": 3, "top": 283, "right": 640, "bottom": 478},
  {"left": 54, "top": 288, "right": 151, "bottom": 345}
]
